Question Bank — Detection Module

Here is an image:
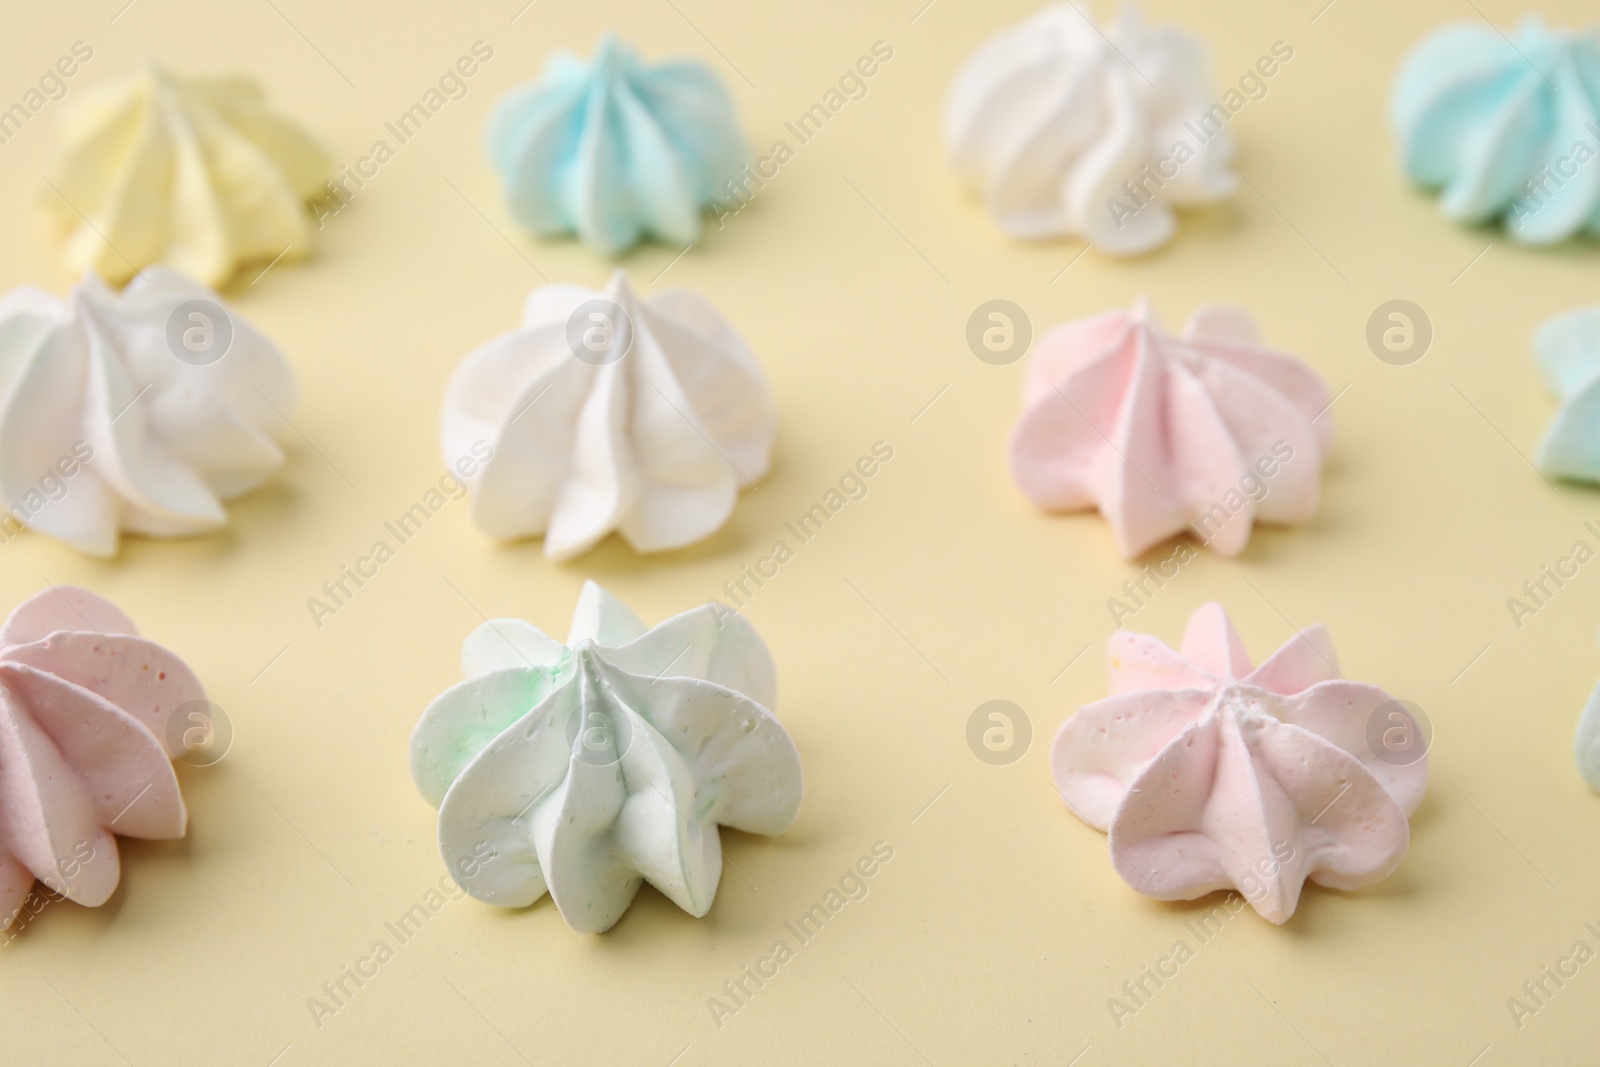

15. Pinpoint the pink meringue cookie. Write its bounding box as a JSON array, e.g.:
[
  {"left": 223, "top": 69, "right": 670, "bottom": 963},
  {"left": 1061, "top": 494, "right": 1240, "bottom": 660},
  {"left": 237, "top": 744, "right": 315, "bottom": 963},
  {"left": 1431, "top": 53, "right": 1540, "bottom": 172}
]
[
  {"left": 1051, "top": 604, "right": 1426, "bottom": 923},
  {"left": 1009, "top": 301, "right": 1333, "bottom": 557},
  {"left": 0, "top": 586, "right": 202, "bottom": 929}
]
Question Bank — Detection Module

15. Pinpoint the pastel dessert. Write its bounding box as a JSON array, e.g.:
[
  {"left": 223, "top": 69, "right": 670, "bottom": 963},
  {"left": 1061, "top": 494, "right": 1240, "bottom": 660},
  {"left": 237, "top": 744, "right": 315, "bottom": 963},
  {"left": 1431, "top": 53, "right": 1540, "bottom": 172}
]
[
  {"left": 1392, "top": 17, "right": 1600, "bottom": 244},
  {"left": 487, "top": 33, "right": 747, "bottom": 254},
  {"left": 1578, "top": 679, "right": 1600, "bottom": 791},
  {"left": 1009, "top": 301, "right": 1332, "bottom": 557},
  {"left": 0, "top": 586, "right": 204, "bottom": 930},
  {"left": 945, "top": 3, "right": 1238, "bottom": 254},
  {"left": 1533, "top": 305, "right": 1600, "bottom": 481},
  {"left": 1051, "top": 604, "right": 1427, "bottom": 923},
  {"left": 0, "top": 268, "right": 296, "bottom": 555},
  {"left": 411, "top": 582, "right": 802, "bottom": 932},
  {"left": 44, "top": 65, "right": 330, "bottom": 286},
  {"left": 441, "top": 270, "right": 774, "bottom": 561}
]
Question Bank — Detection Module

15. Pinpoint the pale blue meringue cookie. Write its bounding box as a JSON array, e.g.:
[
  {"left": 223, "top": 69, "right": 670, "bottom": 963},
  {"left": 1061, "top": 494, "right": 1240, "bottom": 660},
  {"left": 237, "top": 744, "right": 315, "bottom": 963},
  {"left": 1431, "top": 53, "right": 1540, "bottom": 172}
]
[
  {"left": 1392, "top": 17, "right": 1600, "bottom": 244},
  {"left": 1534, "top": 305, "right": 1600, "bottom": 480},
  {"left": 486, "top": 33, "right": 747, "bottom": 255}
]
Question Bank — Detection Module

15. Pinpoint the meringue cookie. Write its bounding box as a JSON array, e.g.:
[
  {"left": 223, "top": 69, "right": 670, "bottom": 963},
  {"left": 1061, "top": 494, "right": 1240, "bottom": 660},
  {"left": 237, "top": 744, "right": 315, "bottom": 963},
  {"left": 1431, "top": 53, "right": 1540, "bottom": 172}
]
[
  {"left": 1392, "top": 17, "right": 1600, "bottom": 244},
  {"left": 1578, "top": 680, "right": 1600, "bottom": 790},
  {"left": 487, "top": 33, "right": 747, "bottom": 255},
  {"left": 1009, "top": 301, "right": 1332, "bottom": 558},
  {"left": 1575, "top": 674, "right": 1600, "bottom": 789},
  {"left": 945, "top": 3, "right": 1237, "bottom": 253},
  {"left": 0, "top": 586, "right": 203, "bottom": 929},
  {"left": 0, "top": 268, "right": 296, "bottom": 556},
  {"left": 44, "top": 65, "right": 330, "bottom": 286},
  {"left": 411, "top": 582, "right": 802, "bottom": 933},
  {"left": 441, "top": 270, "right": 774, "bottom": 561},
  {"left": 1052, "top": 603, "right": 1426, "bottom": 923},
  {"left": 1533, "top": 305, "right": 1600, "bottom": 480}
]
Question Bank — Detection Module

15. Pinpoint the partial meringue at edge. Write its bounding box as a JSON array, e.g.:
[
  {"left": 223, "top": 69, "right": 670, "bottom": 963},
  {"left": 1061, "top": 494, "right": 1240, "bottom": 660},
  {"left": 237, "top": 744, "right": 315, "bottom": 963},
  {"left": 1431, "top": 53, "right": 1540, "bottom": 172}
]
[
  {"left": 487, "top": 33, "right": 747, "bottom": 255},
  {"left": 44, "top": 65, "right": 330, "bottom": 287},
  {"left": 411, "top": 581, "right": 802, "bottom": 933},
  {"left": 1392, "top": 17, "right": 1600, "bottom": 244},
  {"left": 1578, "top": 678, "right": 1600, "bottom": 791},
  {"left": 1009, "top": 301, "right": 1332, "bottom": 558},
  {"left": 441, "top": 270, "right": 774, "bottom": 561},
  {"left": 1052, "top": 603, "right": 1427, "bottom": 923},
  {"left": 945, "top": 3, "right": 1238, "bottom": 254},
  {"left": 1533, "top": 305, "right": 1600, "bottom": 481},
  {"left": 0, "top": 268, "right": 296, "bottom": 556},
  {"left": 0, "top": 586, "right": 203, "bottom": 930}
]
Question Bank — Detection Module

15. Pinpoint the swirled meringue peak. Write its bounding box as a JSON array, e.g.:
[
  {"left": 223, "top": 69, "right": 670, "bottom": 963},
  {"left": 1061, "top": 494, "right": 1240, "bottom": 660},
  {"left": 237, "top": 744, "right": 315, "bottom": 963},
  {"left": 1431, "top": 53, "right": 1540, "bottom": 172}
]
[
  {"left": 44, "top": 65, "right": 330, "bottom": 286},
  {"left": 0, "top": 586, "right": 203, "bottom": 930},
  {"left": 0, "top": 268, "right": 296, "bottom": 556},
  {"left": 945, "top": 3, "right": 1237, "bottom": 253},
  {"left": 411, "top": 582, "right": 802, "bottom": 933},
  {"left": 1533, "top": 304, "right": 1600, "bottom": 481},
  {"left": 487, "top": 33, "right": 747, "bottom": 255},
  {"left": 441, "top": 270, "right": 774, "bottom": 561},
  {"left": 1052, "top": 604, "right": 1427, "bottom": 923},
  {"left": 1392, "top": 17, "right": 1600, "bottom": 244},
  {"left": 1009, "top": 301, "right": 1332, "bottom": 558}
]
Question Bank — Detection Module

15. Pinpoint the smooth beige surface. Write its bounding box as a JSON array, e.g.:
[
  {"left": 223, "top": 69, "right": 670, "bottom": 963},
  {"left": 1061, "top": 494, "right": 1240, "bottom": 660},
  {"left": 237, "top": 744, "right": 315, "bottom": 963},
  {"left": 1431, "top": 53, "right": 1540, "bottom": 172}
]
[{"left": 0, "top": 0, "right": 1596, "bottom": 1064}]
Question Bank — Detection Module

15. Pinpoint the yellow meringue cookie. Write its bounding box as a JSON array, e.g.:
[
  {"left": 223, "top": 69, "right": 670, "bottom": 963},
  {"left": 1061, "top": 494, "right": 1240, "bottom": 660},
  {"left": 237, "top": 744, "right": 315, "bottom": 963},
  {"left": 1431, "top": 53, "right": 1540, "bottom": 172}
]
[{"left": 43, "top": 65, "right": 330, "bottom": 287}]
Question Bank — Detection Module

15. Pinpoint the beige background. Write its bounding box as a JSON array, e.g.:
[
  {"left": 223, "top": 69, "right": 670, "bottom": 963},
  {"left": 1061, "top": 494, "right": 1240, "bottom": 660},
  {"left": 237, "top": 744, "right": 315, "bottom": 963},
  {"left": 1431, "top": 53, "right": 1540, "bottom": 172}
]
[{"left": 0, "top": 0, "right": 1596, "bottom": 1063}]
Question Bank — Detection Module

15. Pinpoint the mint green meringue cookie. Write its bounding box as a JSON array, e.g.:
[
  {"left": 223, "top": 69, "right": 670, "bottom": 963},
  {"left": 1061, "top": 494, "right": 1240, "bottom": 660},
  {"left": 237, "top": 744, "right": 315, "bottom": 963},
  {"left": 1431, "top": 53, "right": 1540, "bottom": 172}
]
[
  {"left": 410, "top": 582, "right": 801, "bottom": 933},
  {"left": 1392, "top": 17, "right": 1600, "bottom": 244},
  {"left": 486, "top": 33, "right": 747, "bottom": 255}
]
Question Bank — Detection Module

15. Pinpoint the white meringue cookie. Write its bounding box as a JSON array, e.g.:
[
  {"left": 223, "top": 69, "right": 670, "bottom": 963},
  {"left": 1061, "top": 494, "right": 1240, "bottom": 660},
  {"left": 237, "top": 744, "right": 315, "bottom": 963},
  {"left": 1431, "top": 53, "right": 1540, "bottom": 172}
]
[
  {"left": 441, "top": 271, "right": 774, "bottom": 561},
  {"left": 945, "top": 3, "right": 1237, "bottom": 253},
  {"left": 0, "top": 268, "right": 295, "bottom": 556},
  {"left": 43, "top": 65, "right": 329, "bottom": 287},
  {"left": 411, "top": 581, "right": 802, "bottom": 933}
]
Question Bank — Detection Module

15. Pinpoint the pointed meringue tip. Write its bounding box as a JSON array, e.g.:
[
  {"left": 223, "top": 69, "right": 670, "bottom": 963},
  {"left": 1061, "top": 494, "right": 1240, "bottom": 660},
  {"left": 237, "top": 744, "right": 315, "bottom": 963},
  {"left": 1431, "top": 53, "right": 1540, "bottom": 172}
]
[
  {"left": 70, "top": 271, "right": 115, "bottom": 305},
  {"left": 604, "top": 269, "right": 637, "bottom": 303},
  {"left": 591, "top": 32, "right": 630, "bottom": 73},
  {"left": 1180, "top": 603, "right": 1253, "bottom": 678},
  {"left": 1125, "top": 297, "right": 1167, "bottom": 336}
]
